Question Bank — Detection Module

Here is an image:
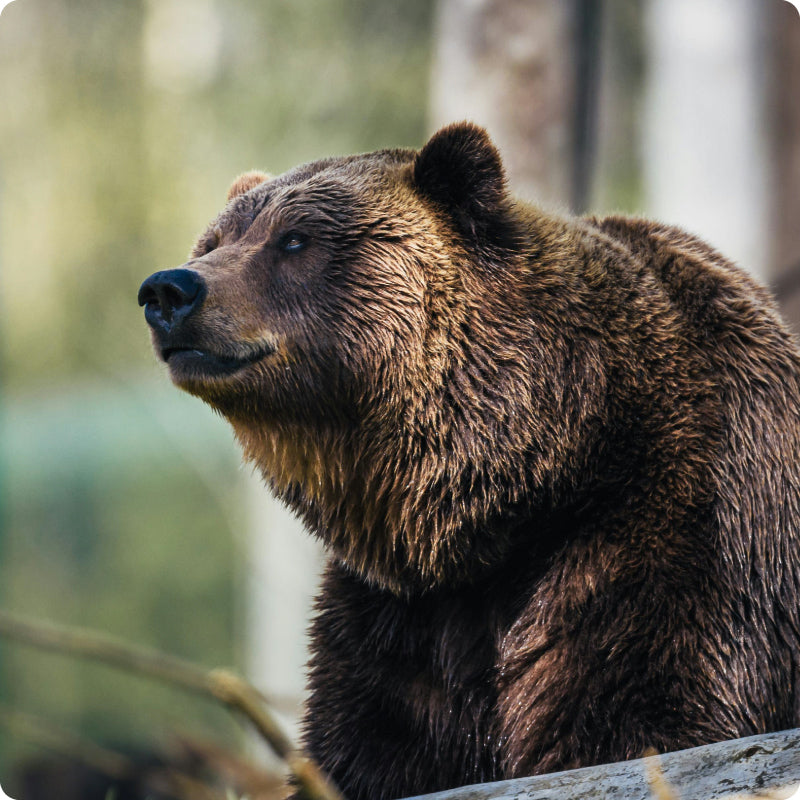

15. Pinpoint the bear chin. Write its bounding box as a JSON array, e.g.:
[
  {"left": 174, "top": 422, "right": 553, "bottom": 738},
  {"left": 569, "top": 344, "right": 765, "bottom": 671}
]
[{"left": 164, "top": 342, "right": 277, "bottom": 383}]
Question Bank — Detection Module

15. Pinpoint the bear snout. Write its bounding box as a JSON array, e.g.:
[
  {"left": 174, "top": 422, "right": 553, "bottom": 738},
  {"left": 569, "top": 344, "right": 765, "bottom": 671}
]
[{"left": 138, "top": 268, "right": 206, "bottom": 334}]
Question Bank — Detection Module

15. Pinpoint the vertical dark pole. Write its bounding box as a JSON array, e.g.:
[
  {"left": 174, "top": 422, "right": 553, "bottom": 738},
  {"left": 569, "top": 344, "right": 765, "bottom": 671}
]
[
  {"left": 572, "top": 0, "right": 604, "bottom": 214},
  {"left": 769, "top": 0, "right": 800, "bottom": 325}
]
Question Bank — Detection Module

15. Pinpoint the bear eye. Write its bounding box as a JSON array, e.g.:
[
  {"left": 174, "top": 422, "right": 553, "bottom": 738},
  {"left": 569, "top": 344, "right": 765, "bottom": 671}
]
[{"left": 278, "top": 231, "right": 309, "bottom": 254}]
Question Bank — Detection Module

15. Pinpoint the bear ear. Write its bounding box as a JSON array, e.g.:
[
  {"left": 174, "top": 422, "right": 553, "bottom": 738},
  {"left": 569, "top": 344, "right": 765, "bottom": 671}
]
[
  {"left": 226, "top": 171, "right": 271, "bottom": 202},
  {"left": 413, "top": 122, "right": 507, "bottom": 235}
]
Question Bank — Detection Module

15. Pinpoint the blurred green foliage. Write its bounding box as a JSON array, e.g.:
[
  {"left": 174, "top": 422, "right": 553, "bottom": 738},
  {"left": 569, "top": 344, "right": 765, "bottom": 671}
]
[
  {"left": 0, "top": 0, "right": 434, "bottom": 783},
  {"left": 0, "top": 0, "right": 434, "bottom": 387}
]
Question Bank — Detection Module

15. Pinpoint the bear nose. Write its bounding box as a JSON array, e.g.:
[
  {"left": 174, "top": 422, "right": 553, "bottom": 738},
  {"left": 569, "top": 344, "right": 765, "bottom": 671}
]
[{"left": 138, "top": 268, "right": 206, "bottom": 332}]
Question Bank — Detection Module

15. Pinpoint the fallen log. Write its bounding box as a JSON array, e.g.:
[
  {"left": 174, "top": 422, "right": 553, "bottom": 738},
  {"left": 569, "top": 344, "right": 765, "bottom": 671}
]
[{"left": 405, "top": 728, "right": 800, "bottom": 800}]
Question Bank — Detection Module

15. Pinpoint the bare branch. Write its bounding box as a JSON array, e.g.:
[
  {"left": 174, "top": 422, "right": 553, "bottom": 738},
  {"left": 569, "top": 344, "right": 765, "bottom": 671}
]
[{"left": 0, "top": 609, "right": 345, "bottom": 800}]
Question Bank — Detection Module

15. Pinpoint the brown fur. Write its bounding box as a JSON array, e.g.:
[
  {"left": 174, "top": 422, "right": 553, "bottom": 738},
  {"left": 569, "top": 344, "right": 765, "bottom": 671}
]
[
  {"left": 140, "top": 123, "right": 800, "bottom": 800},
  {"left": 226, "top": 170, "right": 272, "bottom": 203}
]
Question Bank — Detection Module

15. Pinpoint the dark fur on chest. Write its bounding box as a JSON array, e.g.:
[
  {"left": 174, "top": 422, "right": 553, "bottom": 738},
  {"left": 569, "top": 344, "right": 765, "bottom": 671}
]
[
  {"left": 304, "top": 565, "right": 505, "bottom": 798},
  {"left": 304, "top": 543, "right": 570, "bottom": 800}
]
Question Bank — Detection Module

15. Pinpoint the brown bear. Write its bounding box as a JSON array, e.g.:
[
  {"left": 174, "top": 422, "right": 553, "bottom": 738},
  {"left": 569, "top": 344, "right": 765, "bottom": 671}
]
[{"left": 139, "top": 122, "right": 800, "bottom": 800}]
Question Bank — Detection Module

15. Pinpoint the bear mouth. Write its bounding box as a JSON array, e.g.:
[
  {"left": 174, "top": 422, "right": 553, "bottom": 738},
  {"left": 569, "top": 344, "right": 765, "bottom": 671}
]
[{"left": 162, "top": 342, "right": 276, "bottom": 379}]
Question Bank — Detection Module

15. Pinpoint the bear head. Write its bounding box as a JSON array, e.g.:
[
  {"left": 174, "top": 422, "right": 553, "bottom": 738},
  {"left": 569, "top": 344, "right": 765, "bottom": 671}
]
[{"left": 139, "top": 123, "right": 606, "bottom": 593}]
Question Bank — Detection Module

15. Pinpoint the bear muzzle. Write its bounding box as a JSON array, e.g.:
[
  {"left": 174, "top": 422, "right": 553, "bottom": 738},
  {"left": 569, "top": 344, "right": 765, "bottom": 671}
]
[{"left": 138, "top": 267, "right": 277, "bottom": 380}]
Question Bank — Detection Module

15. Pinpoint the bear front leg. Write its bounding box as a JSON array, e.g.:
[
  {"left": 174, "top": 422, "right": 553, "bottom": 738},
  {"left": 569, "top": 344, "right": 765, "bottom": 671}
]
[
  {"left": 495, "top": 577, "right": 786, "bottom": 777},
  {"left": 301, "top": 561, "right": 500, "bottom": 800}
]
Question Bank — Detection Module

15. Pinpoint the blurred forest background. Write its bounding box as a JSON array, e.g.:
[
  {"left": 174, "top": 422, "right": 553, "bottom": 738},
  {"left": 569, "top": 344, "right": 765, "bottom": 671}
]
[{"left": 0, "top": 0, "right": 798, "bottom": 797}]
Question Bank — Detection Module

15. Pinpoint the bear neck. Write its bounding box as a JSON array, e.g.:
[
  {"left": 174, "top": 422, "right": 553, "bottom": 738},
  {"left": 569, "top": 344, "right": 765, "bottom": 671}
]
[{"left": 234, "top": 405, "right": 541, "bottom": 595}]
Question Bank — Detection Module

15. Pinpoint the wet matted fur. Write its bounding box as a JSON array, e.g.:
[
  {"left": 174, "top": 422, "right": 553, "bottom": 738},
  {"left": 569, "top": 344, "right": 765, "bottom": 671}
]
[{"left": 140, "top": 123, "right": 800, "bottom": 800}]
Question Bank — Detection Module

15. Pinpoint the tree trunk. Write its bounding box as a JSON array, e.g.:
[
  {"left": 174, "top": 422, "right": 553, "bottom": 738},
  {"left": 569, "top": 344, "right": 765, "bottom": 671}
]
[
  {"left": 769, "top": 2, "right": 800, "bottom": 329},
  {"left": 429, "top": 0, "right": 576, "bottom": 208}
]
